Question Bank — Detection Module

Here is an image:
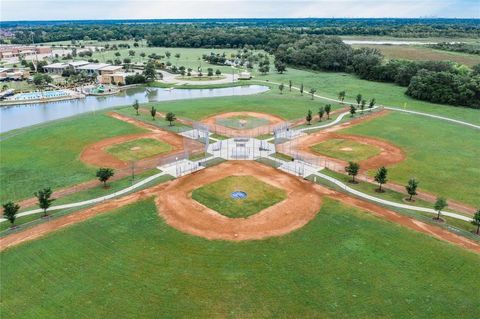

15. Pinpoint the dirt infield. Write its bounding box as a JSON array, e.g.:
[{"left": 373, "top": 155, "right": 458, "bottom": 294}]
[
  {"left": 202, "top": 111, "right": 285, "bottom": 137},
  {"left": 155, "top": 161, "right": 323, "bottom": 240},
  {"left": 81, "top": 113, "right": 204, "bottom": 169},
  {"left": 289, "top": 132, "right": 405, "bottom": 172},
  {"left": 1, "top": 161, "right": 479, "bottom": 252}
]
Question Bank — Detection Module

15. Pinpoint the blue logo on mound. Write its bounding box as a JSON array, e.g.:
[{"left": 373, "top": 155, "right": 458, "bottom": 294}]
[{"left": 231, "top": 191, "right": 247, "bottom": 199}]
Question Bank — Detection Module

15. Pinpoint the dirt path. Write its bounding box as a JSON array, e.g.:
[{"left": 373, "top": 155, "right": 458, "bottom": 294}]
[
  {"left": 2, "top": 161, "right": 478, "bottom": 253},
  {"left": 201, "top": 111, "right": 285, "bottom": 137}
]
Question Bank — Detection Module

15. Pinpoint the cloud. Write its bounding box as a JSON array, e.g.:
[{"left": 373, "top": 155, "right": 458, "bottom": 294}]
[{"left": 1, "top": 0, "right": 478, "bottom": 21}]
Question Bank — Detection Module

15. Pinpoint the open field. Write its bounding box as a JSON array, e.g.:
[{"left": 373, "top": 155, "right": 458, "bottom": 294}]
[
  {"left": 106, "top": 137, "right": 173, "bottom": 161},
  {"left": 0, "top": 114, "right": 145, "bottom": 203},
  {"left": 310, "top": 138, "right": 381, "bottom": 162},
  {"left": 259, "top": 69, "right": 480, "bottom": 124},
  {"left": 191, "top": 175, "right": 286, "bottom": 218},
  {"left": 341, "top": 112, "right": 480, "bottom": 207},
  {"left": 351, "top": 44, "right": 480, "bottom": 67},
  {"left": 1, "top": 198, "right": 479, "bottom": 318}
]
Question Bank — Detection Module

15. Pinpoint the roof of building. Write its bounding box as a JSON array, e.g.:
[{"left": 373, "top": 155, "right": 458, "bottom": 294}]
[
  {"left": 68, "top": 60, "right": 90, "bottom": 67},
  {"left": 99, "top": 65, "right": 123, "bottom": 71},
  {"left": 77, "top": 63, "right": 110, "bottom": 71},
  {"left": 44, "top": 63, "right": 68, "bottom": 69}
]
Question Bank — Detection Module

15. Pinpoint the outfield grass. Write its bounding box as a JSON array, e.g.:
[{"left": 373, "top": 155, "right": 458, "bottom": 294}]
[
  {"left": 106, "top": 138, "right": 173, "bottom": 161},
  {"left": 0, "top": 114, "right": 145, "bottom": 203},
  {"left": 1, "top": 198, "right": 479, "bottom": 318},
  {"left": 310, "top": 138, "right": 381, "bottom": 162},
  {"left": 216, "top": 115, "right": 270, "bottom": 129},
  {"left": 191, "top": 176, "right": 286, "bottom": 218},
  {"left": 341, "top": 112, "right": 480, "bottom": 207}
]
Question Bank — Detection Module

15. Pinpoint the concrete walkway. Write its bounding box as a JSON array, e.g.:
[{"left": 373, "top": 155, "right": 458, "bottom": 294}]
[
  {"left": 0, "top": 171, "right": 167, "bottom": 223},
  {"left": 312, "top": 171, "right": 473, "bottom": 222}
]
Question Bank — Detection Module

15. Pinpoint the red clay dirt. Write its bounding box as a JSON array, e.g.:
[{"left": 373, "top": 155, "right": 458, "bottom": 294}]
[
  {"left": 2, "top": 161, "right": 479, "bottom": 253},
  {"left": 201, "top": 111, "right": 285, "bottom": 137}
]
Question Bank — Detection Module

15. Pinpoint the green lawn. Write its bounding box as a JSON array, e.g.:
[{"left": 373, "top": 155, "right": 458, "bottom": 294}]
[
  {"left": 259, "top": 69, "right": 480, "bottom": 124},
  {"left": 310, "top": 138, "right": 381, "bottom": 162},
  {"left": 216, "top": 115, "right": 270, "bottom": 129},
  {"left": 341, "top": 112, "right": 480, "bottom": 207},
  {"left": 0, "top": 114, "right": 145, "bottom": 203},
  {"left": 0, "top": 170, "right": 172, "bottom": 233},
  {"left": 1, "top": 198, "right": 479, "bottom": 318},
  {"left": 191, "top": 176, "right": 286, "bottom": 218},
  {"left": 106, "top": 138, "right": 173, "bottom": 161}
]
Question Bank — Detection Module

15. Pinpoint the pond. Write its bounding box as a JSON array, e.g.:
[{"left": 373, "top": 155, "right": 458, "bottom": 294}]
[{"left": 0, "top": 85, "right": 269, "bottom": 133}]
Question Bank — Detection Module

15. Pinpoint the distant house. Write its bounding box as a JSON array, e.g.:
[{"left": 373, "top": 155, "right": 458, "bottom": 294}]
[
  {"left": 100, "top": 73, "right": 126, "bottom": 85},
  {"left": 238, "top": 71, "right": 252, "bottom": 80},
  {"left": 98, "top": 65, "right": 123, "bottom": 75},
  {"left": 68, "top": 61, "right": 90, "bottom": 70}
]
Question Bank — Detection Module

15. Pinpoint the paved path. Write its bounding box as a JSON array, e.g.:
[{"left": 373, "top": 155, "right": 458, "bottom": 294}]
[
  {"left": 312, "top": 171, "right": 473, "bottom": 222},
  {"left": 0, "top": 171, "right": 167, "bottom": 223}
]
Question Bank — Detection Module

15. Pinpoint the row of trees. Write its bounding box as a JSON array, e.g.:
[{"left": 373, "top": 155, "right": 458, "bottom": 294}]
[
  {"left": 8, "top": 19, "right": 479, "bottom": 45},
  {"left": 343, "top": 162, "right": 479, "bottom": 225}
]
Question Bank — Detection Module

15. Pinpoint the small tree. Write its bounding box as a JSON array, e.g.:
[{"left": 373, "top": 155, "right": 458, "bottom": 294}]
[
  {"left": 374, "top": 166, "right": 388, "bottom": 192},
  {"left": 300, "top": 83, "right": 304, "bottom": 95},
  {"left": 345, "top": 162, "right": 360, "bottom": 183},
  {"left": 360, "top": 99, "right": 366, "bottom": 112},
  {"left": 166, "top": 112, "right": 176, "bottom": 126},
  {"left": 207, "top": 68, "right": 214, "bottom": 76},
  {"left": 34, "top": 188, "right": 55, "bottom": 217},
  {"left": 132, "top": 99, "right": 139, "bottom": 115},
  {"left": 405, "top": 178, "right": 419, "bottom": 201},
  {"left": 309, "top": 88, "right": 316, "bottom": 100},
  {"left": 472, "top": 210, "right": 480, "bottom": 235},
  {"left": 369, "top": 98, "right": 376, "bottom": 111},
  {"left": 278, "top": 83, "right": 284, "bottom": 94},
  {"left": 150, "top": 106, "right": 157, "bottom": 120},
  {"left": 325, "top": 104, "right": 331, "bottom": 119},
  {"left": 349, "top": 105, "right": 356, "bottom": 117},
  {"left": 143, "top": 62, "right": 157, "bottom": 82},
  {"left": 318, "top": 106, "right": 325, "bottom": 122},
  {"left": 356, "top": 94, "right": 362, "bottom": 107},
  {"left": 288, "top": 80, "right": 292, "bottom": 91},
  {"left": 215, "top": 69, "right": 221, "bottom": 76},
  {"left": 434, "top": 197, "right": 447, "bottom": 221},
  {"left": 306, "top": 110, "right": 313, "bottom": 125},
  {"left": 96, "top": 168, "right": 114, "bottom": 188},
  {"left": 338, "top": 91, "right": 346, "bottom": 103},
  {"left": 2, "top": 201, "right": 20, "bottom": 228}
]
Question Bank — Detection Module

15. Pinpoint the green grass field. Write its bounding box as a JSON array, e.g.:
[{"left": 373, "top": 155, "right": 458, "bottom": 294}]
[
  {"left": 106, "top": 138, "right": 173, "bottom": 161},
  {"left": 0, "top": 114, "right": 145, "bottom": 203},
  {"left": 341, "top": 112, "right": 480, "bottom": 207},
  {"left": 1, "top": 198, "right": 478, "bottom": 318},
  {"left": 259, "top": 69, "right": 480, "bottom": 124},
  {"left": 191, "top": 176, "right": 286, "bottom": 218},
  {"left": 310, "top": 138, "right": 381, "bottom": 162},
  {"left": 216, "top": 115, "right": 270, "bottom": 129}
]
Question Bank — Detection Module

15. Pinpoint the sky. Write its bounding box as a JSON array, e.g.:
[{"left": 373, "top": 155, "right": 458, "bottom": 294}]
[{"left": 1, "top": 0, "right": 479, "bottom": 21}]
